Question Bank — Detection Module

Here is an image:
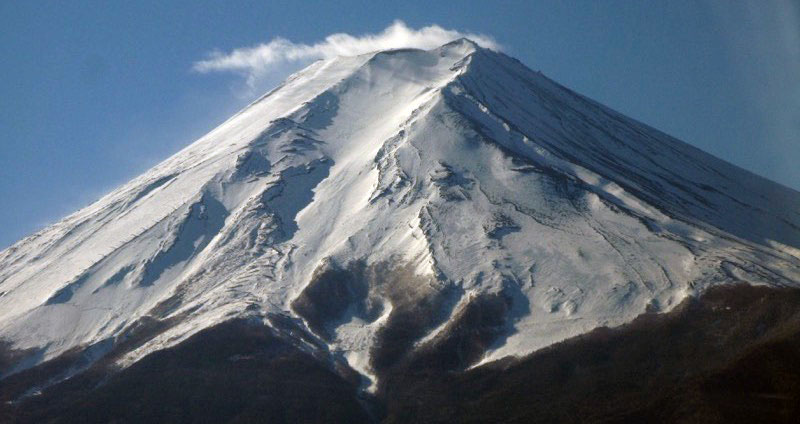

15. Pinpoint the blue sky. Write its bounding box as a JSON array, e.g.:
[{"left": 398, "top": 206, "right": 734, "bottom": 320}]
[{"left": 1, "top": 0, "right": 798, "bottom": 248}]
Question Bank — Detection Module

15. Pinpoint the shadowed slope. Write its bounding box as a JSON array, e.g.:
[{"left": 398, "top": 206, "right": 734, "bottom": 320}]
[
  {"left": 1, "top": 320, "right": 371, "bottom": 424},
  {"left": 2, "top": 284, "right": 799, "bottom": 423},
  {"left": 381, "top": 284, "right": 800, "bottom": 423}
]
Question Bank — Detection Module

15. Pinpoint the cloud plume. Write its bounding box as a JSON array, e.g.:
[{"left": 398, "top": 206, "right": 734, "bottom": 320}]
[{"left": 193, "top": 20, "right": 500, "bottom": 88}]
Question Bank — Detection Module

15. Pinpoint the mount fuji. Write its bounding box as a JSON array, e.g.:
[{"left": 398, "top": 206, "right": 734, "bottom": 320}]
[{"left": 2, "top": 39, "right": 799, "bottom": 422}]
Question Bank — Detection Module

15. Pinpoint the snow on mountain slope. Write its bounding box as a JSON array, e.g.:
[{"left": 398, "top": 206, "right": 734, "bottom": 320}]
[{"left": 1, "top": 39, "right": 799, "bottom": 389}]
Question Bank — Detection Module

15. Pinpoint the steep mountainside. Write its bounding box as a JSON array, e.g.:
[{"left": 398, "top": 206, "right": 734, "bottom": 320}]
[{"left": 1, "top": 39, "right": 799, "bottom": 406}]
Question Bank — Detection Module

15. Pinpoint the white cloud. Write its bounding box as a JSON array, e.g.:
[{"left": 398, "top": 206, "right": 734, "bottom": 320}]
[{"left": 193, "top": 20, "right": 500, "bottom": 88}]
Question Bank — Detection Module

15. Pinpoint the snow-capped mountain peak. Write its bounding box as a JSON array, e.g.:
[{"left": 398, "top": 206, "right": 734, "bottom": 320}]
[{"left": 1, "top": 39, "right": 798, "bottom": 392}]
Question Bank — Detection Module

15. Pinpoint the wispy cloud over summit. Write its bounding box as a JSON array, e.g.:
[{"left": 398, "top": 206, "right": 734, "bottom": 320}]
[{"left": 193, "top": 20, "right": 499, "bottom": 88}]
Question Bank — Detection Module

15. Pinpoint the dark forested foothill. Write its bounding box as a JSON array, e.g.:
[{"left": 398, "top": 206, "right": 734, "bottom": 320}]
[{"left": 1, "top": 284, "right": 799, "bottom": 423}]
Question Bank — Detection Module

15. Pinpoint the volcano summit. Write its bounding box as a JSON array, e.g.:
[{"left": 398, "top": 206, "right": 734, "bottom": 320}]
[{"left": 2, "top": 39, "right": 799, "bottom": 422}]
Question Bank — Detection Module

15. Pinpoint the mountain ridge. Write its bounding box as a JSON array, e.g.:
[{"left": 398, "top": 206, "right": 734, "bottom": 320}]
[{"left": 1, "top": 39, "right": 798, "bottom": 397}]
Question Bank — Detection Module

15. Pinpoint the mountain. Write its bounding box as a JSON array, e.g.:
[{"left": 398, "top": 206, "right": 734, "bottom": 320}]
[{"left": 1, "top": 39, "right": 799, "bottom": 422}]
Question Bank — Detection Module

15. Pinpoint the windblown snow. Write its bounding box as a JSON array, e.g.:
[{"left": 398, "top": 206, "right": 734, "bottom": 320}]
[{"left": 1, "top": 39, "right": 799, "bottom": 390}]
